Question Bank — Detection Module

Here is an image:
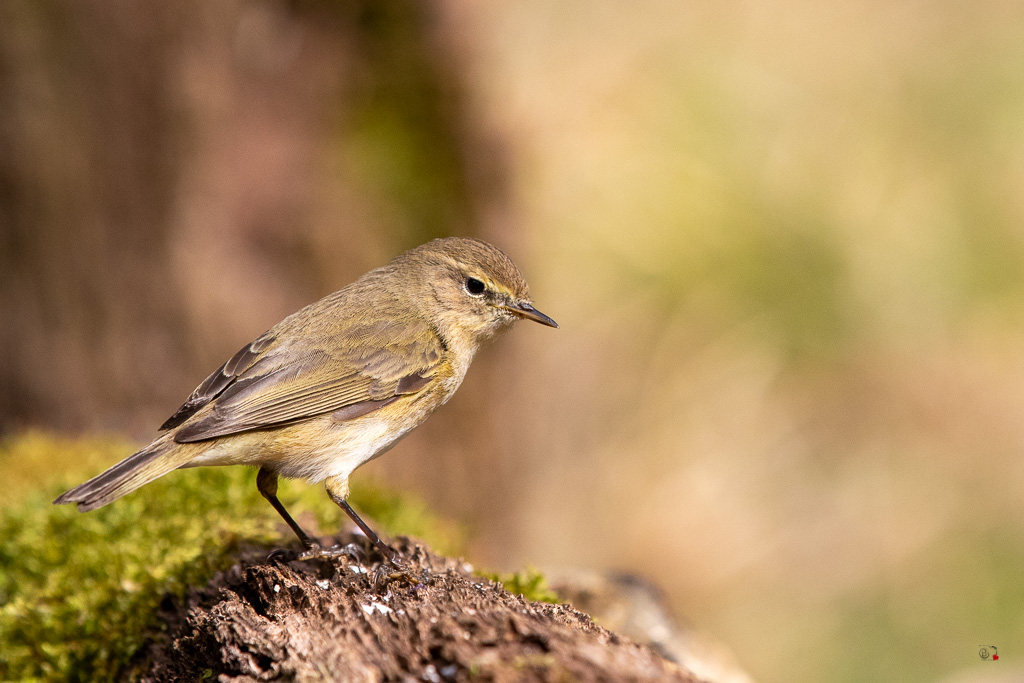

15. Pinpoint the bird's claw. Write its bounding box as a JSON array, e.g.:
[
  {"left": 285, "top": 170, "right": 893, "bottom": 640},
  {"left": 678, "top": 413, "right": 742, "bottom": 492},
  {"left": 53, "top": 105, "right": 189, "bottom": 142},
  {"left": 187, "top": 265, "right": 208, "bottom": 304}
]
[
  {"left": 268, "top": 542, "right": 363, "bottom": 563},
  {"left": 316, "top": 542, "right": 364, "bottom": 561},
  {"left": 267, "top": 547, "right": 299, "bottom": 563},
  {"left": 371, "top": 556, "right": 427, "bottom": 589}
]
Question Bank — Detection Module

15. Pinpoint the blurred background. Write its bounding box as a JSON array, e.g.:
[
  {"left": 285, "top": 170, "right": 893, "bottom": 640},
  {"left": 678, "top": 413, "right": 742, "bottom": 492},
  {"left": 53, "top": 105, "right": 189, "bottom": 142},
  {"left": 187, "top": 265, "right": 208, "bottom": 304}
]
[{"left": 3, "top": 1, "right": 1024, "bottom": 681}]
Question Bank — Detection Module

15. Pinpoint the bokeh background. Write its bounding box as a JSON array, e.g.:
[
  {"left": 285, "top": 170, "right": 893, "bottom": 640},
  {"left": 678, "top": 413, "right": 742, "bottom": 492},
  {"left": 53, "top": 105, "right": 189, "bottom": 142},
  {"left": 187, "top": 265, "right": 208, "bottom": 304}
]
[{"left": 3, "top": 1, "right": 1024, "bottom": 681}]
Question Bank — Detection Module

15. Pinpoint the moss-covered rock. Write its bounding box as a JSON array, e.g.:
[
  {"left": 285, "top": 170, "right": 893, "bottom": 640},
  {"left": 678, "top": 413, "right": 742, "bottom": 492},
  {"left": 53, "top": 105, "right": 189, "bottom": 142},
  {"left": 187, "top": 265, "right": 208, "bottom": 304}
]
[{"left": 0, "top": 432, "right": 463, "bottom": 681}]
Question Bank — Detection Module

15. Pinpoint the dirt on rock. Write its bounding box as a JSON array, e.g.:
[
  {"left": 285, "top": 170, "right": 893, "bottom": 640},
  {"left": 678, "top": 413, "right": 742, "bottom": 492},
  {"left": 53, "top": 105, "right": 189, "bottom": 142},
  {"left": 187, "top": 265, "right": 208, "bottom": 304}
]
[{"left": 140, "top": 535, "right": 697, "bottom": 682}]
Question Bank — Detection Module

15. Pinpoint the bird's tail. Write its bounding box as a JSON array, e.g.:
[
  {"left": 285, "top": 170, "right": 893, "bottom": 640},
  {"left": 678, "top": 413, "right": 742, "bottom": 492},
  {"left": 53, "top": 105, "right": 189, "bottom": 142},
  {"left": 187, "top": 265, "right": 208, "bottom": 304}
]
[{"left": 53, "top": 435, "right": 195, "bottom": 512}]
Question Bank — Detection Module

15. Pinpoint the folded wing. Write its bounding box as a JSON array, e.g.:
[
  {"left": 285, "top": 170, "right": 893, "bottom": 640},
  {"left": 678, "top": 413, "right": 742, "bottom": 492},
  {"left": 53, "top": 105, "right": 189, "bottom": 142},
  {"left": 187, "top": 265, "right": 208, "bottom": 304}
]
[{"left": 165, "top": 319, "right": 443, "bottom": 443}]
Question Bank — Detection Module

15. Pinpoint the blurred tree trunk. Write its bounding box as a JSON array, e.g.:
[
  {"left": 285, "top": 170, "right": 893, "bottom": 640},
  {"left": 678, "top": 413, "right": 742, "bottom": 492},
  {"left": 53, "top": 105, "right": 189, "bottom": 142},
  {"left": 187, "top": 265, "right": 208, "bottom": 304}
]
[
  {"left": 0, "top": 0, "right": 508, "bottom": 436},
  {"left": 0, "top": 1, "right": 189, "bottom": 432}
]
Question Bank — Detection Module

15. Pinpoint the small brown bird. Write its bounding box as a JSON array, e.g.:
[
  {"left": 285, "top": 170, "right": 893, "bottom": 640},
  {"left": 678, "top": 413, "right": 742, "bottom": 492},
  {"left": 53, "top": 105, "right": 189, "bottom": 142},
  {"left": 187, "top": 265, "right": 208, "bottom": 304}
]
[{"left": 55, "top": 237, "right": 557, "bottom": 567}]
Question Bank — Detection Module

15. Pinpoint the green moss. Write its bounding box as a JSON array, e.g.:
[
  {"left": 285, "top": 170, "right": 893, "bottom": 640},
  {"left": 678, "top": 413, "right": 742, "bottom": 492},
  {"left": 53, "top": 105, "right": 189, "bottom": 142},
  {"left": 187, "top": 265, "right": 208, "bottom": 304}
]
[
  {"left": 0, "top": 431, "right": 137, "bottom": 510},
  {"left": 0, "top": 432, "right": 463, "bottom": 681},
  {"left": 479, "top": 566, "right": 560, "bottom": 605},
  {"left": 1, "top": 475, "right": 270, "bottom": 679}
]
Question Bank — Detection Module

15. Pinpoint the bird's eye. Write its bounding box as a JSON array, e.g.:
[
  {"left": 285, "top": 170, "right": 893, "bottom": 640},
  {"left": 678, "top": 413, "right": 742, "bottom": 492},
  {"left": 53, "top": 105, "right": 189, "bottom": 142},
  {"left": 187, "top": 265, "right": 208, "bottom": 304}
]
[{"left": 464, "top": 277, "right": 486, "bottom": 296}]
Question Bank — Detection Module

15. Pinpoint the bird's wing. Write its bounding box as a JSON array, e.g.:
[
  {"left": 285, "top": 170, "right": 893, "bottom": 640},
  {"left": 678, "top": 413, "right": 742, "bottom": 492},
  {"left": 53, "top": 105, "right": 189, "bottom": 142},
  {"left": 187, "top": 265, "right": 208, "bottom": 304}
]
[
  {"left": 160, "top": 329, "right": 280, "bottom": 430},
  {"left": 165, "top": 319, "right": 444, "bottom": 444}
]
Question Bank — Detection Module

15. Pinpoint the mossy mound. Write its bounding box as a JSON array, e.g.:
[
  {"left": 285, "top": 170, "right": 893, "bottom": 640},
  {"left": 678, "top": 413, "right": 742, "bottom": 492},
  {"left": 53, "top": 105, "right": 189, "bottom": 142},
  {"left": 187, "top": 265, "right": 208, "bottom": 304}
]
[{"left": 0, "top": 432, "right": 464, "bottom": 681}]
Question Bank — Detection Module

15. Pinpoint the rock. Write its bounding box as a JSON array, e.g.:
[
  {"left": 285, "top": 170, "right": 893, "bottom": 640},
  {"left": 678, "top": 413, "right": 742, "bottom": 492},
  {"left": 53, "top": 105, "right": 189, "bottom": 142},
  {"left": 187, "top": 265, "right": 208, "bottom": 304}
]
[{"left": 141, "top": 536, "right": 698, "bottom": 682}]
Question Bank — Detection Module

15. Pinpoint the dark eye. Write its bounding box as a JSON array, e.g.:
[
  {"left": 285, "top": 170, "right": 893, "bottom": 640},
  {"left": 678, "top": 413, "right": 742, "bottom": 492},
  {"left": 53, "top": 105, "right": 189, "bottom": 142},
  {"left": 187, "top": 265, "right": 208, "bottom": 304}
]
[{"left": 464, "top": 277, "right": 486, "bottom": 296}]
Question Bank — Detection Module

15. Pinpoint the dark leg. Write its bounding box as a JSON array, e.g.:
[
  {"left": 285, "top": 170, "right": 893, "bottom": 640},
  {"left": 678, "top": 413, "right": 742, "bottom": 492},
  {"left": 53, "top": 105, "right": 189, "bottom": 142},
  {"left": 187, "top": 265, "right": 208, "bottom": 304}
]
[
  {"left": 256, "top": 467, "right": 318, "bottom": 550},
  {"left": 336, "top": 496, "right": 399, "bottom": 564},
  {"left": 325, "top": 475, "right": 421, "bottom": 586}
]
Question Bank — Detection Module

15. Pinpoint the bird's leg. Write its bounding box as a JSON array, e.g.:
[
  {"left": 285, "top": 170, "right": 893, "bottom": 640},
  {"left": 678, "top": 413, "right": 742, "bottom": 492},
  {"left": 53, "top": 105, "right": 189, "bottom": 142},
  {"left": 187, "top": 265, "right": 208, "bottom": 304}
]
[
  {"left": 325, "top": 475, "right": 398, "bottom": 562},
  {"left": 326, "top": 475, "right": 421, "bottom": 586},
  {"left": 258, "top": 467, "right": 358, "bottom": 562},
  {"left": 258, "top": 467, "right": 317, "bottom": 550}
]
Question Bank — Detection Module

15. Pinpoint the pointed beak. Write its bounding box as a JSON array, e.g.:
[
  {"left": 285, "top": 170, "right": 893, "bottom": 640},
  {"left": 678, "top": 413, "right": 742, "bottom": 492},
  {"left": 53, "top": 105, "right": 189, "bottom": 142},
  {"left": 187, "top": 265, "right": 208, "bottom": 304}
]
[{"left": 504, "top": 301, "right": 559, "bottom": 328}]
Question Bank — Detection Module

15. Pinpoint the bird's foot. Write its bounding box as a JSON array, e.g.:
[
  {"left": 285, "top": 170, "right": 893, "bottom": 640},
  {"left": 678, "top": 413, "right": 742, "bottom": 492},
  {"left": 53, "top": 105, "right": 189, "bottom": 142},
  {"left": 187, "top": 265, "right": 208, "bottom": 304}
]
[
  {"left": 267, "top": 542, "right": 364, "bottom": 563},
  {"left": 302, "top": 542, "right": 364, "bottom": 562},
  {"left": 371, "top": 554, "right": 428, "bottom": 589}
]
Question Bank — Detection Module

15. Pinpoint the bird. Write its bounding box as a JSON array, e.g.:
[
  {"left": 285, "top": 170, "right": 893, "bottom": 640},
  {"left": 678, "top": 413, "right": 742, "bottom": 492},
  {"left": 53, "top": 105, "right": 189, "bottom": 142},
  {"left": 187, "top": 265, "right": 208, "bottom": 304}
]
[{"left": 54, "top": 237, "right": 557, "bottom": 569}]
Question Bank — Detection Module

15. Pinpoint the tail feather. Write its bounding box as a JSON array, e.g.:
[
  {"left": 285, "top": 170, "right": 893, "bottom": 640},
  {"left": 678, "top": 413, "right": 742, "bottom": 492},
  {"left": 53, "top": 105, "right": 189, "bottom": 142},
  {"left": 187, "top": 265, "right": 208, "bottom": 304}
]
[{"left": 54, "top": 437, "right": 193, "bottom": 512}]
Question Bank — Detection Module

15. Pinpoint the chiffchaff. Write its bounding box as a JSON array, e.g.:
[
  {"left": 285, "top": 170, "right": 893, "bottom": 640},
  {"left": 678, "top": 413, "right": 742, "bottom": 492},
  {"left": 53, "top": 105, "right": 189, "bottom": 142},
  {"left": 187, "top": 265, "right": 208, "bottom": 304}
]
[{"left": 55, "top": 237, "right": 557, "bottom": 569}]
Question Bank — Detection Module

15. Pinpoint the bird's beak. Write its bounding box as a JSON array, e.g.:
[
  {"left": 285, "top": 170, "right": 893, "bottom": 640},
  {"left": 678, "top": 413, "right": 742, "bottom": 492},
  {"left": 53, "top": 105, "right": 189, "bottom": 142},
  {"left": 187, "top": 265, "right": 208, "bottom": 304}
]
[{"left": 504, "top": 301, "right": 558, "bottom": 328}]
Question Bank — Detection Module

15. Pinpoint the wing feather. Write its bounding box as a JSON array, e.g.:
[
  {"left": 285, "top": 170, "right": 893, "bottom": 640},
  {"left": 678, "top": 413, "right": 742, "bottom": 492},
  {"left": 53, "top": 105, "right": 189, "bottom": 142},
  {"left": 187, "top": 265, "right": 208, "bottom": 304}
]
[
  {"left": 159, "top": 330, "right": 278, "bottom": 430},
  {"left": 169, "top": 318, "right": 442, "bottom": 443}
]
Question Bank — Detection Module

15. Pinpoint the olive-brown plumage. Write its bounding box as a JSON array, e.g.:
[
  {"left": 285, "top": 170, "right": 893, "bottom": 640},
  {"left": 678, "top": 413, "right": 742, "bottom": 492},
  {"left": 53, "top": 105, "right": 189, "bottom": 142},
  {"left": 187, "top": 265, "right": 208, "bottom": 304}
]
[{"left": 54, "top": 237, "right": 556, "bottom": 565}]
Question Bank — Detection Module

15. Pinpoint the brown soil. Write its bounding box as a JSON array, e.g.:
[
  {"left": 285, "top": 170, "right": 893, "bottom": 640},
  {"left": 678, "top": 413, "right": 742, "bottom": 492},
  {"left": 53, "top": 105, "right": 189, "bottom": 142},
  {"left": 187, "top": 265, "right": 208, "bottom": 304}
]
[{"left": 140, "top": 535, "right": 697, "bottom": 682}]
